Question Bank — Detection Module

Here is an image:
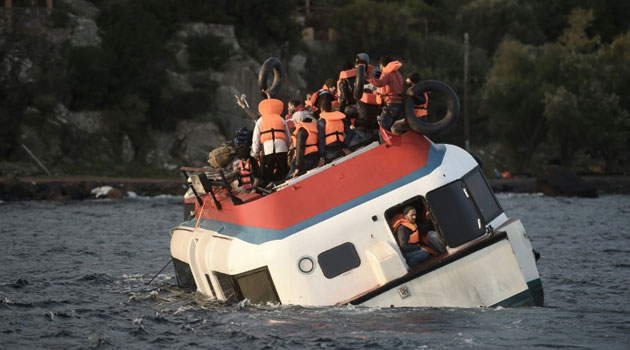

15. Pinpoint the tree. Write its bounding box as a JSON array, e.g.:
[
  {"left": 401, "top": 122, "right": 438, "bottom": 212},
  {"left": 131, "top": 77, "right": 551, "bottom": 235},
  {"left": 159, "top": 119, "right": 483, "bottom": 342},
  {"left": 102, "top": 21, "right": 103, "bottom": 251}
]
[
  {"left": 330, "top": 0, "right": 409, "bottom": 59},
  {"left": 482, "top": 8, "right": 630, "bottom": 171},
  {"left": 456, "top": 0, "right": 545, "bottom": 53},
  {"left": 481, "top": 39, "right": 546, "bottom": 169}
]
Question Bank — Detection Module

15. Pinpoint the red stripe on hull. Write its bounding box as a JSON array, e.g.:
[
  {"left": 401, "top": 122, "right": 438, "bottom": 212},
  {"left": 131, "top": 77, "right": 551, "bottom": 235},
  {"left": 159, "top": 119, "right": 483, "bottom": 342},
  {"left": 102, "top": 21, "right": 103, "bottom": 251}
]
[{"left": 197, "top": 133, "right": 431, "bottom": 230}]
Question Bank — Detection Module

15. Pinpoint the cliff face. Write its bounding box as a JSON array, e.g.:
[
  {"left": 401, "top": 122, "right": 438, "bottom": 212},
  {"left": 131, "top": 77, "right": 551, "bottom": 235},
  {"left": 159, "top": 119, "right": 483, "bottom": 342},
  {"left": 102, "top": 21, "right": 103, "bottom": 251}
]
[{"left": 0, "top": 0, "right": 307, "bottom": 177}]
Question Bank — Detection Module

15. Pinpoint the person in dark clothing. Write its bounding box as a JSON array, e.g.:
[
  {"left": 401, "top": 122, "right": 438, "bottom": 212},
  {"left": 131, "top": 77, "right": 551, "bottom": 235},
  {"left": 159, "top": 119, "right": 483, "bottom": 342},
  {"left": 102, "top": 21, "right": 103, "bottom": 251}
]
[
  {"left": 337, "top": 53, "right": 372, "bottom": 120},
  {"left": 317, "top": 94, "right": 349, "bottom": 164},
  {"left": 417, "top": 206, "right": 446, "bottom": 254},
  {"left": 347, "top": 87, "right": 381, "bottom": 151},
  {"left": 406, "top": 72, "right": 429, "bottom": 118},
  {"left": 309, "top": 79, "right": 337, "bottom": 118},
  {"left": 288, "top": 111, "right": 319, "bottom": 178}
]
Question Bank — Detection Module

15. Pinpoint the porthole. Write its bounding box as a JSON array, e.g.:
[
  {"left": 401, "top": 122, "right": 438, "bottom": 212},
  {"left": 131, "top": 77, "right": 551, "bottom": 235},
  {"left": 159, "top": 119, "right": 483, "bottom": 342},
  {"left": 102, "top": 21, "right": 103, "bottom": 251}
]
[{"left": 297, "top": 256, "right": 315, "bottom": 274}]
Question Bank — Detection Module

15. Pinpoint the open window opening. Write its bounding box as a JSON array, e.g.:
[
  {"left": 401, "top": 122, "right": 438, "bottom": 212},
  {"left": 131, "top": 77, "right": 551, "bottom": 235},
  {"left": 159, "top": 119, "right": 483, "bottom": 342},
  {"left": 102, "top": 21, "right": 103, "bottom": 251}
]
[
  {"left": 214, "top": 266, "right": 280, "bottom": 304},
  {"left": 384, "top": 196, "right": 447, "bottom": 269},
  {"left": 425, "top": 167, "right": 503, "bottom": 248}
]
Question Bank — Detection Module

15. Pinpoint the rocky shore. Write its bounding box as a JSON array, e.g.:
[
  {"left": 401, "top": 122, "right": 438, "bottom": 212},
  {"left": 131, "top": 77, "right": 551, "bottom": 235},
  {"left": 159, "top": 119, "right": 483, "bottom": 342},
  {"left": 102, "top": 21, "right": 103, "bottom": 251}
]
[
  {"left": 488, "top": 176, "right": 630, "bottom": 196},
  {"left": 0, "top": 176, "right": 186, "bottom": 201},
  {"left": 1, "top": 174, "right": 628, "bottom": 202}
]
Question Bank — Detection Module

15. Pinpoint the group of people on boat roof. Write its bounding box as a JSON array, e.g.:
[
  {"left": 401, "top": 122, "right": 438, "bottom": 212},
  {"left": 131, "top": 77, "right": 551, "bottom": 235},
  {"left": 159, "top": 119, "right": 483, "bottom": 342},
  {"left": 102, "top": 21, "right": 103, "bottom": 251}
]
[{"left": 232, "top": 53, "right": 430, "bottom": 190}]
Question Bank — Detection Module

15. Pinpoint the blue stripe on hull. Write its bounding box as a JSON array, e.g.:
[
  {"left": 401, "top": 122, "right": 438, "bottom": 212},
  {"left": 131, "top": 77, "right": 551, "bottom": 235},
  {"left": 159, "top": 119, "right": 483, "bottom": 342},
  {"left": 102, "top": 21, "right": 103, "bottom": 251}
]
[
  {"left": 491, "top": 288, "right": 536, "bottom": 307},
  {"left": 527, "top": 278, "right": 544, "bottom": 306},
  {"left": 181, "top": 143, "right": 447, "bottom": 245}
]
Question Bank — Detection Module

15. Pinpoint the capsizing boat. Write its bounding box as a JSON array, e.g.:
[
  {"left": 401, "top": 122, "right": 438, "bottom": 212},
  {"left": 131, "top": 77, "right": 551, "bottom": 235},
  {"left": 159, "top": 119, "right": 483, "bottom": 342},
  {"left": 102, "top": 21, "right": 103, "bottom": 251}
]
[{"left": 168, "top": 57, "right": 543, "bottom": 308}]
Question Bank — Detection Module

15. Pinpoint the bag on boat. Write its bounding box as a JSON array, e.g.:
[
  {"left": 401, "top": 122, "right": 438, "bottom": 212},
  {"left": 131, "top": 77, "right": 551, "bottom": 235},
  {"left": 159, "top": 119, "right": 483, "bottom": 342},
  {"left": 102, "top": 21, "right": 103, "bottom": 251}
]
[{"left": 207, "top": 141, "right": 237, "bottom": 168}]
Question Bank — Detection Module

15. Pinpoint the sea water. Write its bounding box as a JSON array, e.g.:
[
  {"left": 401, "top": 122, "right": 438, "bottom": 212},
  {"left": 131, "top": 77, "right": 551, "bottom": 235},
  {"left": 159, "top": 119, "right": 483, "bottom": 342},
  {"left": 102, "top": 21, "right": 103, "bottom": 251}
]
[{"left": 1, "top": 194, "right": 629, "bottom": 349}]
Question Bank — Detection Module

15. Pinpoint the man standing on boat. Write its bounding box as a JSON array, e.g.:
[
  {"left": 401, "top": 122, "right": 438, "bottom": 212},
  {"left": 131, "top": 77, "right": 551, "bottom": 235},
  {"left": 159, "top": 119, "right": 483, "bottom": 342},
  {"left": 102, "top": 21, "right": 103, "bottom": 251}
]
[
  {"left": 251, "top": 98, "right": 291, "bottom": 186},
  {"left": 393, "top": 206, "right": 433, "bottom": 267},
  {"left": 368, "top": 56, "right": 403, "bottom": 132},
  {"left": 318, "top": 95, "right": 349, "bottom": 164},
  {"left": 337, "top": 53, "right": 373, "bottom": 119},
  {"left": 288, "top": 110, "right": 319, "bottom": 178}
]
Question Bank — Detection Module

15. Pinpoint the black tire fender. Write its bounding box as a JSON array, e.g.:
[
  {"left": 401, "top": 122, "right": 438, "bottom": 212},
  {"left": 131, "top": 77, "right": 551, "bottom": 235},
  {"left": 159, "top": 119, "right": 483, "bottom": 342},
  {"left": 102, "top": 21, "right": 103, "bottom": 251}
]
[
  {"left": 353, "top": 64, "right": 366, "bottom": 102},
  {"left": 258, "top": 57, "right": 283, "bottom": 98},
  {"left": 404, "top": 80, "right": 460, "bottom": 136}
]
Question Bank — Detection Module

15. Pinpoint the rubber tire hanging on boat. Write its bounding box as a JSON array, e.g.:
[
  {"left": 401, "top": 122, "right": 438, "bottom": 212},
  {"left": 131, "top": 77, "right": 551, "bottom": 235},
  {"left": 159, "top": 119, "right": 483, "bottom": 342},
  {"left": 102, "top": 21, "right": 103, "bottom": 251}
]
[
  {"left": 353, "top": 64, "right": 366, "bottom": 102},
  {"left": 404, "top": 80, "right": 460, "bottom": 136},
  {"left": 258, "top": 57, "right": 283, "bottom": 98}
]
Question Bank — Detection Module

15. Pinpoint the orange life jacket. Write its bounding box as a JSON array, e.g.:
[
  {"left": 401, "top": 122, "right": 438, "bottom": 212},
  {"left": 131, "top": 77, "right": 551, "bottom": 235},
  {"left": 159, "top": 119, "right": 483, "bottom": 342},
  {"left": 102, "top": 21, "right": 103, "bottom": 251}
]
[
  {"left": 259, "top": 114, "right": 287, "bottom": 143},
  {"left": 239, "top": 160, "right": 252, "bottom": 189},
  {"left": 292, "top": 121, "right": 319, "bottom": 156},
  {"left": 360, "top": 92, "right": 379, "bottom": 105},
  {"left": 392, "top": 216, "right": 420, "bottom": 244},
  {"left": 414, "top": 92, "right": 429, "bottom": 118},
  {"left": 319, "top": 111, "right": 346, "bottom": 145},
  {"left": 337, "top": 65, "right": 375, "bottom": 95},
  {"left": 392, "top": 215, "right": 439, "bottom": 256},
  {"left": 371, "top": 61, "right": 403, "bottom": 104}
]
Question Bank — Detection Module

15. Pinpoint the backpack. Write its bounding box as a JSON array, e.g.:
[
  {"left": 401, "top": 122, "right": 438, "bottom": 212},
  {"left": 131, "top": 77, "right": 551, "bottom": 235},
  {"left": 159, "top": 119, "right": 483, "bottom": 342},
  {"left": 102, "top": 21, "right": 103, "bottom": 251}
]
[{"left": 207, "top": 141, "right": 237, "bottom": 168}]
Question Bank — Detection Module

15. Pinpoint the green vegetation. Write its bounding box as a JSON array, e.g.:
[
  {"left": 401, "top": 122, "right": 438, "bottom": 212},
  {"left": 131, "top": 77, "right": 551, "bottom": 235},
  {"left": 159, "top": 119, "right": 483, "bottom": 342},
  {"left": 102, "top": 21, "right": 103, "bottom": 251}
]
[
  {"left": 187, "top": 34, "right": 233, "bottom": 71},
  {"left": 326, "top": 0, "right": 630, "bottom": 173},
  {"left": 2, "top": 0, "right": 628, "bottom": 176}
]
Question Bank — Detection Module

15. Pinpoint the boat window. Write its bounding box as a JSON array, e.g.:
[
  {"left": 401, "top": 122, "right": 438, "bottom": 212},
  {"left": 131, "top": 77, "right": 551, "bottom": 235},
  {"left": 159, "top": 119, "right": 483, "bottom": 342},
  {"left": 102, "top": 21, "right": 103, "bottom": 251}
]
[
  {"left": 214, "top": 267, "right": 280, "bottom": 304},
  {"left": 426, "top": 180, "right": 485, "bottom": 247},
  {"left": 317, "top": 242, "right": 361, "bottom": 279},
  {"left": 173, "top": 257, "right": 196, "bottom": 290},
  {"left": 384, "top": 195, "right": 446, "bottom": 253},
  {"left": 462, "top": 168, "right": 502, "bottom": 223}
]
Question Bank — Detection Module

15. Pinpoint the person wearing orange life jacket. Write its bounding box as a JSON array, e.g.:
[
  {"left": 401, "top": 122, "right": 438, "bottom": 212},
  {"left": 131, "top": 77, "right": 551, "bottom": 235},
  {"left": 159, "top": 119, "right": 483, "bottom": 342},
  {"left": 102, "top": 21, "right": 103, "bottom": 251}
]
[
  {"left": 406, "top": 72, "right": 429, "bottom": 118},
  {"left": 284, "top": 99, "right": 305, "bottom": 132},
  {"left": 234, "top": 127, "right": 262, "bottom": 192},
  {"left": 251, "top": 99, "right": 291, "bottom": 186},
  {"left": 287, "top": 110, "right": 319, "bottom": 178},
  {"left": 367, "top": 56, "right": 404, "bottom": 132},
  {"left": 392, "top": 206, "right": 432, "bottom": 267},
  {"left": 317, "top": 94, "right": 350, "bottom": 164},
  {"left": 235, "top": 128, "right": 260, "bottom": 183},
  {"left": 337, "top": 53, "right": 376, "bottom": 119},
  {"left": 308, "top": 78, "right": 337, "bottom": 118}
]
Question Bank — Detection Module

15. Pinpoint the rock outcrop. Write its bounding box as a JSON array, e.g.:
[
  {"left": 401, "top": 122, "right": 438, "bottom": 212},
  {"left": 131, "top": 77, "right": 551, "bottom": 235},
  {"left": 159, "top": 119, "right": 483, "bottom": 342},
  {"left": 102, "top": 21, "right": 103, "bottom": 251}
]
[{"left": 0, "top": 2, "right": 308, "bottom": 177}]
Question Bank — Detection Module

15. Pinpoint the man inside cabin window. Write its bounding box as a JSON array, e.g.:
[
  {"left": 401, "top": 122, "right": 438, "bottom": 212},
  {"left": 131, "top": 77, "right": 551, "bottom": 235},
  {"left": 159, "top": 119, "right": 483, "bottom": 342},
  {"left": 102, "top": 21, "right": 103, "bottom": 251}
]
[{"left": 393, "top": 206, "right": 445, "bottom": 267}]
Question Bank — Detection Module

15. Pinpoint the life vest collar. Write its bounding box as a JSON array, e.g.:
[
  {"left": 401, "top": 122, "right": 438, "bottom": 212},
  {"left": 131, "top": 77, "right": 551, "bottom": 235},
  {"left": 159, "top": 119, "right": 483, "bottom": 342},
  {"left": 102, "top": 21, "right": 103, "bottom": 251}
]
[
  {"left": 258, "top": 99, "right": 284, "bottom": 115},
  {"left": 339, "top": 68, "right": 356, "bottom": 80},
  {"left": 320, "top": 111, "right": 345, "bottom": 121},
  {"left": 360, "top": 93, "right": 379, "bottom": 105}
]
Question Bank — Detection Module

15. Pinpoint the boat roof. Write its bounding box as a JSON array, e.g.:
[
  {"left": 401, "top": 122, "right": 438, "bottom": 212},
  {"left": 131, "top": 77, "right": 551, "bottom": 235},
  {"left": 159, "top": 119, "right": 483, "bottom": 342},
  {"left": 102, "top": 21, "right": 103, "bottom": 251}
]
[{"left": 181, "top": 132, "right": 448, "bottom": 244}]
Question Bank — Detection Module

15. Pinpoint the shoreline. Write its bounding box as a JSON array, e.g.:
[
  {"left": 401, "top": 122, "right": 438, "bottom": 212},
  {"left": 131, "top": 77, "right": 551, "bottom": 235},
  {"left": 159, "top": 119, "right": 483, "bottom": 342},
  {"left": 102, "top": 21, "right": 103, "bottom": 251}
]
[
  {"left": 487, "top": 175, "right": 630, "bottom": 195},
  {"left": 0, "top": 176, "right": 186, "bottom": 201},
  {"left": 1, "top": 175, "right": 629, "bottom": 201}
]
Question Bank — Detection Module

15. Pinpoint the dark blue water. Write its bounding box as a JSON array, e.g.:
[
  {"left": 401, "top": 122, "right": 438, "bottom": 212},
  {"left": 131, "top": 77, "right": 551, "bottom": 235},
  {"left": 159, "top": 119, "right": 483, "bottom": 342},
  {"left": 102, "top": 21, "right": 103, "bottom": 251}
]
[{"left": 1, "top": 194, "right": 629, "bottom": 349}]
